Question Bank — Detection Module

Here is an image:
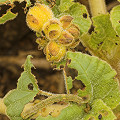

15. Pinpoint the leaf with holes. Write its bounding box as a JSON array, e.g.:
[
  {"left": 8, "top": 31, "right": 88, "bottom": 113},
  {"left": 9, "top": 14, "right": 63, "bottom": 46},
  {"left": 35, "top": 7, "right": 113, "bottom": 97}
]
[
  {"left": 83, "top": 99, "right": 116, "bottom": 120},
  {"left": 3, "top": 55, "right": 39, "bottom": 120},
  {"left": 80, "top": 14, "right": 120, "bottom": 81},
  {"left": 68, "top": 3, "right": 91, "bottom": 35},
  {"left": 110, "top": 5, "right": 120, "bottom": 36},
  {"left": 66, "top": 51, "right": 120, "bottom": 109},
  {"left": 36, "top": 104, "right": 86, "bottom": 120},
  {"left": 0, "top": 10, "right": 18, "bottom": 24}
]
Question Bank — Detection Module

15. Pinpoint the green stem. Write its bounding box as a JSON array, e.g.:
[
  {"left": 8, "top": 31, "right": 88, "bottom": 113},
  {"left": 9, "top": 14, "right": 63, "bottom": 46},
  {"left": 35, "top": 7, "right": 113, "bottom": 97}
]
[
  {"left": 38, "top": 89, "right": 54, "bottom": 96},
  {"left": 63, "top": 68, "right": 70, "bottom": 94},
  {"left": 88, "top": 0, "right": 107, "bottom": 16},
  {"left": 21, "top": 94, "right": 87, "bottom": 119}
]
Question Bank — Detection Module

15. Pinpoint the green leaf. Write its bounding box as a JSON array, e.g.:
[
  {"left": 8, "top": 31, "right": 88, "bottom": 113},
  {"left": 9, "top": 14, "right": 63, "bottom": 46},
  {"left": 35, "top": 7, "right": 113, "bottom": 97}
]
[
  {"left": 0, "top": 10, "right": 18, "bottom": 24},
  {"left": 59, "top": 0, "right": 74, "bottom": 12},
  {"left": 4, "top": 55, "right": 39, "bottom": 120},
  {"left": 110, "top": 5, "right": 120, "bottom": 36},
  {"left": 69, "top": 3, "right": 91, "bottom": 35},
  {"left": 66, "top": 51, "right": 120, "bottom": 109},
  {"left": 36, "top": 104, "right": 86, "bottom": 120},
  {"left": 80, "top": 14, "right": 120, "bottom": 81},
  {"left": 83, "top": 99, "right": 116, "bottom": 120}
]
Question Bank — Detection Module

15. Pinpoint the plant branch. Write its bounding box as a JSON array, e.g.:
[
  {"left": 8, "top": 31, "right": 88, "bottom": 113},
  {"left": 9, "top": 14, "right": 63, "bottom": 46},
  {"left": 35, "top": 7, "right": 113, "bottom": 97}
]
[
  {"left": 0, "top": 98, "right": 6, "bottom": 115},
  {"left": 63, "top": 68, "right": 70, "bottom": 94},
  {"left": 88, "top": 0, "right": 107, "bottom": 16},
  {"left": 21, "top": 94, "right": 88, "bottom": 119}
]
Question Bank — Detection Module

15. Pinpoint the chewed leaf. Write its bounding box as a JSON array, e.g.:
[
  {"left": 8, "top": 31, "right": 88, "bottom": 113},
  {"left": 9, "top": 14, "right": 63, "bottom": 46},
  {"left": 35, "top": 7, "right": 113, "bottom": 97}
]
[
  {"left": 4, "top": 55, "right": 39, "bottom": 120},
  {"left": 0, "top": 10, "right": 18, "bottom": 24},
  {"left": 110, "top": 5, "right": 120, "bottom": 36},
  {"left": 83, "top": 99, "right": 116, "bottom": 120},
  {"left": 66, "top": 51, "right": 120, "bottom": 109},
  {"left": 36, "top": 104, "right": 86, "bottom": 120},
  {"left": 80, "top": 14, "right": 120, "bottom": 81},
  {"left": 69, "top": 3, "right": 91, "bottom": 35}
]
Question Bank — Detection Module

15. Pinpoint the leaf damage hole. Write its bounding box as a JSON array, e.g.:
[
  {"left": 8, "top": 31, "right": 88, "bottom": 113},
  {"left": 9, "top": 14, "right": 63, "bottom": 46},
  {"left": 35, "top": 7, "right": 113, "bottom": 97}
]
[
  {"left": 67, "top": 59, "right": 71, "bottom": 65},
  {"left": 83, "top": 13, "right": 87, "bottom": 18},
  {"left": 88, "top": 25, "right": 95, "bottom": 34},
  {"left": 116, "top": 35, "right": 119, "bottom": 37},
  {"left": 98, "top": 42, "right": 103, "bottom": 46},
  {"left": 73, "top": 79, "right": 85, "bottom": 90},
  {"left": 28, "top": 83, "right": 34, "bottom": 90},
  {"left": 118, "top": 20, "right": 120, "bottom": 23},
  {"left": 115, "top": 43, "right": 118, "bottom": 45},
  {"left": 60, "top": 65, "right": 64, "bottom": 69},
  {"left": 98, "top": 114, "right": 102, "bottom": 120},
  {"left": 65, "top": 67, "right": 78, "bottom": 80},
  {"left": 11, "top": 1, "right": 26, "bottom": 14}
]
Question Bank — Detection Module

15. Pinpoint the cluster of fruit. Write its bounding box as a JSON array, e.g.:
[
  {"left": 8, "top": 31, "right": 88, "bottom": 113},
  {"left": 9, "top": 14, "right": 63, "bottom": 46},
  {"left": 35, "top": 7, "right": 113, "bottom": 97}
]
[{"left": 26, "top": 3, "right": 80, "bottom": 62}]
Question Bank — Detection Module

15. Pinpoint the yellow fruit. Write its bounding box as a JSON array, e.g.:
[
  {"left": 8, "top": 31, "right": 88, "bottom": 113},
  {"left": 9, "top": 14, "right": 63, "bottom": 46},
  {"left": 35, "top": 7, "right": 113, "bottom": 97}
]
[
  {"left": 60, "top": 15, "right": 73, "bottom": 29},
  {"left": 45, "top": 41, "right": 66, "bottom": 62},
  {"left": 57, "top": 30, "right": 74, "bottom": 46},
  {"left": 26, "top": 3, "right": 54, "bottom": 32},
  {"left": 67, "top": 24, "right": 80, "bottom": 39},
  {"left": 42, "top": 19, "right": 62, "bottom": 40}
]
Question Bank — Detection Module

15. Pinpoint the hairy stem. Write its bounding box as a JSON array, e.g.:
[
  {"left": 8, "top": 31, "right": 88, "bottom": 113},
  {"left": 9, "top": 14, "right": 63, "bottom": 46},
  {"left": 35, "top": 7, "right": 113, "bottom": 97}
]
[
  {"left": 88, "top": 0, "right": 107, "bottom": 16},
  {"left": 21, "top": 94, "right": 88, "bottom": 119},
  {"left": 0, "top": 98, "right": 6, "bottom": 115},
  {"left": 38, "top": 89, "right": 54, "bottom": 96},
  {"left": 63, "top": 68, "right": 70, "bottom": 94}
]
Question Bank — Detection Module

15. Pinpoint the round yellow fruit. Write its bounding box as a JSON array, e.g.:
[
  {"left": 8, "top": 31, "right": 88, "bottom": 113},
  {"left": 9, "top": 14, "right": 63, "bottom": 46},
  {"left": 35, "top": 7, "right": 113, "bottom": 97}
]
[
  {"left": 45, "top": 41, "right": 66, "bottom": 62},
  {"left": 26, "top": 3, "right": 54, "bottom": 32}
]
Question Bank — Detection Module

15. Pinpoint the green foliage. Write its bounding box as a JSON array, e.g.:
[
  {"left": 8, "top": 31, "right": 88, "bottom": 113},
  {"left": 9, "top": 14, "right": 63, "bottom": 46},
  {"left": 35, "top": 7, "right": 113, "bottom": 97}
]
[
  {"left": 0, "top": 10, "right": 18, "bottom": 24},
  {"left": 36, "top": 104, "right": 86, "bottom": 120},
  {"left": 69, "top": 3, "right": 91, "bottom": 35},
  {"left": 80, "top": 14, "right": 120, "bottom": 81},
  {"left": 4, "top": 55, "right": 39, "bottom": 120},
  {"left": 66, "top": 51, "right": 120, "bottom": 109},
  {"left": 110, "top": 5, "right": 120, "bottom": 36},
  {"left": 83, "top": 99, "right": 116, "bottom": 120}
]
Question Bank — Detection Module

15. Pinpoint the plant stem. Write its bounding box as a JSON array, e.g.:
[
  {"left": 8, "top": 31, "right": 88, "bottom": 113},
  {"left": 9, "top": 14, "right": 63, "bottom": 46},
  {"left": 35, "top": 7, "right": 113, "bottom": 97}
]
[
  {"left": 63, "top": 68, "right": 70, "bottom": 94},
  {"left": 88, "top": 0, "right": 107, "bottom": 16},
  {"left": 0, "top": 98, "right": 6, "bottom": 115},
  {"left": 21, "top": 94, "right": 87, "bottom": 119},
  {"left": 38, "top": 89, "right": 54, "bottom": 96}
]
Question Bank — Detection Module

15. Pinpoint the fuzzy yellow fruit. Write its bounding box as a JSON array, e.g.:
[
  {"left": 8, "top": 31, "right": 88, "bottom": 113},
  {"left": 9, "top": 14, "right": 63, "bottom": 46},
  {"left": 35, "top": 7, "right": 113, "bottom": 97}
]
[
  {"left": 42, "top": 19, "right": 62, "bottom": 40},
  {"left": 26, "top": 3, "right": 54, "bottom": 32},
  {"left": 45, "top": 41, "right": 66, "bottom": 62}
]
